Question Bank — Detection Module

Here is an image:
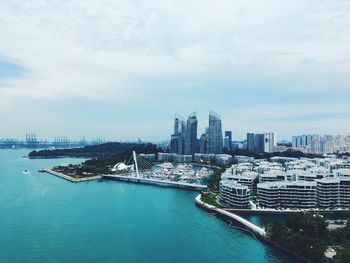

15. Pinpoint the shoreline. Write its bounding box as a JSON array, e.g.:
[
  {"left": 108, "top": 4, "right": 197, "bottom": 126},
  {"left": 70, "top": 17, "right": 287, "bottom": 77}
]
[
  {"left": 195, "top": 194, "right": 310, "bottom": 263},
  {"left": 223, "top": 207, "right": 350, "bottom": 215},
  {"left": 38, "top": 168, "right": 101, "bottom": 182}
]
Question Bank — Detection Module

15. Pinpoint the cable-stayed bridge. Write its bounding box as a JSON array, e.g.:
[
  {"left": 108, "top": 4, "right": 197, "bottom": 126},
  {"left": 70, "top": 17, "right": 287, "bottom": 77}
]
[{"left": 102, "top": 151, "right": 207, "bottom": 191}]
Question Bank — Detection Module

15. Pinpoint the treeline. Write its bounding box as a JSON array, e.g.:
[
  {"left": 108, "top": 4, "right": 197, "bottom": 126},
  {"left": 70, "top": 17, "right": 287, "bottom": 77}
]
[
  {"left": 206, "top": 167, "right": 226, "bottom": 192},
  {"left": 267, "top": 213, "right": 350, "bottom": 263},
  {"left": 29, "top": 142, "right": 159, "bottom": 158},
  {"left": 51, "top": 143, "right": 160, "bottom": 177}
]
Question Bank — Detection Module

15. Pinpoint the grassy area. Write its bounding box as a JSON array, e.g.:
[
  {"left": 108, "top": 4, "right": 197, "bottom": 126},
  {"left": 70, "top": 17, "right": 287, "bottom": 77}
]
[
  {"left": 207, "top": 167, "right": 226, "bottom": 193},
  {"left": 201, "top": 192, "right": 223, "bottom": 208},
  {"left": 200, "top": 167, "right": 226, "bottom": 208}
]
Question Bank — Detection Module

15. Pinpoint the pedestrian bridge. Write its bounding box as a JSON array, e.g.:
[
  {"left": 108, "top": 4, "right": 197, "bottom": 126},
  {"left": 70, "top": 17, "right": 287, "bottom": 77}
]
[
  {"left": 195, "top": 195, "right": 266, "bottom": 237},
  {"left": 217, "top": 208, "right": 266, "bottom": 236}
]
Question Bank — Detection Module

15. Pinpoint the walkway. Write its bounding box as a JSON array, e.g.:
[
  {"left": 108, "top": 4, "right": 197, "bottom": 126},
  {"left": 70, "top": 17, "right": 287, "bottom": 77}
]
[
  {"left": 195, "top": 194, "right": 266, "bottom": 237},
  {"left": 102, "top": 174, "right": 207, "bottom": 190}
]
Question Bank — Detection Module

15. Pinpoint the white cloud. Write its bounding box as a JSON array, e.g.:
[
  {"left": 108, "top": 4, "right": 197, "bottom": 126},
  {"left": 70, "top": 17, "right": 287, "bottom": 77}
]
[{"left": 0, "top": 0, "right": 349, "bottom": 139}]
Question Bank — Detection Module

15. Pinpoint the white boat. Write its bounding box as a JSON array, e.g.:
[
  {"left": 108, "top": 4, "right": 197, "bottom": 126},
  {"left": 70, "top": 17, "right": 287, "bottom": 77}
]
[{"left": 22, "top": 170, "right": 31, "bottom": 174}]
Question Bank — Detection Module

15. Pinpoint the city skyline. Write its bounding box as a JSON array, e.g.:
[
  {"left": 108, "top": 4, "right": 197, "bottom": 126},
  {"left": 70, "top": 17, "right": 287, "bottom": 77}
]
[{"left": 1, "top": 1, "right": 350, "bottom": 140}]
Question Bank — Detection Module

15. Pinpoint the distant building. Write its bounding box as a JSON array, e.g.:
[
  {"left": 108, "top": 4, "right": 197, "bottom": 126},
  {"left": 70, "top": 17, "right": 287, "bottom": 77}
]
[
  {"left": 199, "top": 128, "right": 209, "bottom": 154},
  {"left": 247, "top": 133, "right": 274, "bottom": 152},
  {"left": 184, "top": 112, "right": 198, "bottom": 155},
  {"left": 215, "top": 154, "right": 233, "bottom": 166},
  {"left": 194, "top": 153, "right": 216, "bottom": 163},
  {"left": 234, "top": 155, "right": 255, "bottom": 163},
  {"left": 292, "top": 136, "right": 297, "bottom": 148},
  {"left": 139, "top": 153, "right": 156, "bottom": 162},
  {"left": 224, "top": 131, "right": 232, "bottom": 150},
  {"left": 232, "top": 141, "right": 245, "bottom": 149},
  {"left": 170, "top": 114, "right": 186, "bottom": 154},
  {"left": 264, "top": 133, "right": 275, "bottom": 153},
  {"left": 247, "top": 133, "right": 255, "bottom": 151},
  {"left": 207, "top": 111, "right": 223, "bottom": 154}
]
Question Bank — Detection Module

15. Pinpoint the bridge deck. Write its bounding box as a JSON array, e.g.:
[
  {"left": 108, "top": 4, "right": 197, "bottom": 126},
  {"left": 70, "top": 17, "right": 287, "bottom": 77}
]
[
  {"left": 216, "top": 208, "right": 266, "bottom": 236},
  {"left": 195, "top": 195, "right": 266, "bottom": 237},
  {"left": 102, "top": 174, "right": 207, "bottom": 190}
]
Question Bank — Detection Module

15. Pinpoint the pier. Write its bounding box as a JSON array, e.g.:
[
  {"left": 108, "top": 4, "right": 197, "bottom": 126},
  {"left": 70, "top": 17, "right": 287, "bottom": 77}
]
[
  {"left": 38, "top": 169, "right": 101, "bottom": 183},
  {"left": 102, "top": 174, "right": 207, "bottom": 191}
]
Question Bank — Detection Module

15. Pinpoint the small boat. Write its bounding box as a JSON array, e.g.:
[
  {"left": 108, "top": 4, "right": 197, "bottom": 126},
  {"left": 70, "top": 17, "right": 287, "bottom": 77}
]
[{"left": 22, "top": 170, "right": 31, "bottom": 174}]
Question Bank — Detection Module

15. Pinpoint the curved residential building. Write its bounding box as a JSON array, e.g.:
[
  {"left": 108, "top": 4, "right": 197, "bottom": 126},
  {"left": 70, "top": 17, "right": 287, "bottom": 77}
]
[
  {"left": 257, "top": 181, "right": 317, "bottom": 209},
  {"left": 316, "top": 177, "right": 340, "bottom": 208},
  {"left": 219, "top": 180, "right": 250, "bottom": 208}
]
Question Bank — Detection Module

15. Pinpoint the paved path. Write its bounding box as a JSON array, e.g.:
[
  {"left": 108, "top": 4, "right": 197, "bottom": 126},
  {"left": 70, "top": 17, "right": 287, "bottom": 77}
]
[
  {"left": 195, "top": 194, "right": 266, "bottom": 237},
  {"left": 102, "top": 174, "right": 207, "bottom": 190}
]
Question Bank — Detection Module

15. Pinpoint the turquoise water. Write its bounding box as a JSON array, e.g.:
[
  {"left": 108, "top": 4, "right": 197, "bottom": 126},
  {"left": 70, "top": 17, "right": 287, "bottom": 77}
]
[{"left": 0, "top": 149, "right": 296, "bottom": 263}]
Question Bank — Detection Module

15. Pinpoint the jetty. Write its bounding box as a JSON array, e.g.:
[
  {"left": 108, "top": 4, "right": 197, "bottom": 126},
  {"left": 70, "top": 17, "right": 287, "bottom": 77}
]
[{"left": 38, "top": 169, "right": 101, "bottom": 183}]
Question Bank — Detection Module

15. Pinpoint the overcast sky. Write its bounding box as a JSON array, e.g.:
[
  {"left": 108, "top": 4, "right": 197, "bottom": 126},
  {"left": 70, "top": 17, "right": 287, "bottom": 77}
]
[{"left": 0, "top": 0, "right": 350, "bottom": 142}]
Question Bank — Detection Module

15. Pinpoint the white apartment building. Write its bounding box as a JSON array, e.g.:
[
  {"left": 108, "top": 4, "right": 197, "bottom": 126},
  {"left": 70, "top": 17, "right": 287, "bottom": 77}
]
[
  {"left": 219, "top": 180, "right": 251, "bottom": 208},
  {"left": 257, "top": 181, "right": 317, "bottom": 209}
]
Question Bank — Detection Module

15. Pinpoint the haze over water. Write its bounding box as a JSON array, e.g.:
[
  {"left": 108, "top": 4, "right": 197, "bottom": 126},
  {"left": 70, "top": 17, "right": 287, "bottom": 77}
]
[{"left": 0, "top": 149, "right": 296, "bottom": 263}]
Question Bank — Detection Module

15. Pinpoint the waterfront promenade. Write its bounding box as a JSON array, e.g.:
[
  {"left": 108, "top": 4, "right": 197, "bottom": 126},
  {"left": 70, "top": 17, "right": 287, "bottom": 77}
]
[
  {"left": 102, "top": 174, "right": 207, "bottom": 191},
  {"left": 224, "top": 207, "right": 350, "bottom": 215},
  {"left": 39, "top": 169, "right": 206, "bottom": 190},
  {"left": 195, "top": 194, "right": 266, "bottom": 237}
]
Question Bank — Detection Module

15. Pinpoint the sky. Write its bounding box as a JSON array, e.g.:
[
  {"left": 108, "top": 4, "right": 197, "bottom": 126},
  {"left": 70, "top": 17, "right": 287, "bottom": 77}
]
[{"left": 0, "top": 0, "right": 350, "bottom": 142}]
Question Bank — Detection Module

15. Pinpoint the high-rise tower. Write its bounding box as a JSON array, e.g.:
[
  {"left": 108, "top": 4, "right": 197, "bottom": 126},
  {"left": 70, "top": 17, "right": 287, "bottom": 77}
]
[
  {"left": 184, "top": 112, "right": 198, "bottom": 155},
  {"left": 207, "top": 111, "right": 223, "bottom": 154},
  {"left": 170, "top": 114, "right": 186, "bottom": 154}
]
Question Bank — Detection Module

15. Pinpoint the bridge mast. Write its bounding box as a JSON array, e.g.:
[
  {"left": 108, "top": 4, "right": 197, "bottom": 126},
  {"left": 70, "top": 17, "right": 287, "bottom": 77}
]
[{"left": 133, "top": 151, "right": 140, "bottom": 178}]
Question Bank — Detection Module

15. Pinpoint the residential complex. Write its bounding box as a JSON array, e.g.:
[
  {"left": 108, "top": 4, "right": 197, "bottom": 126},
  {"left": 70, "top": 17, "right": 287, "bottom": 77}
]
[
  {"left": 219, "top": 156, "right": 350, "bottom": 209},
  {"left": 292, "top": 134, "right": 350, "bottom": 154},
  {"left": 246, "top": 132, "right": 275, "bottom": 153},
  {"left": 219, "top": 180, "right": 251, "bottom": 208}
]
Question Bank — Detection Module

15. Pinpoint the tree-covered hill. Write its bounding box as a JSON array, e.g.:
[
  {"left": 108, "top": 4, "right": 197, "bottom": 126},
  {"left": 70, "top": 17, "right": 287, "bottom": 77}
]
[{"left": 29, "top": 142, "right": 159, "bottom": 158}]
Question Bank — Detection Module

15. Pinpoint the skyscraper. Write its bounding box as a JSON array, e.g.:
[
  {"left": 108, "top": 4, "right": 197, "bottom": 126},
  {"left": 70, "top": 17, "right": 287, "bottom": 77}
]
[
  {"left": 184, "top": 112, "right": 198, "bottom": 155},
  {"left": 224, "top": 131, "right": 232, "bottom": 150},
  {"left": 246, "top": 133, "right": 274, "bottom": 152},
  {"left": 170, "top": 114, "right": 186, "bottom": 154},
  {"left": 255, "top": 134, "right": 265, "bottom": 152},
  {"left": 247, "top": 133, "right": 255, "bottom": 151},
  {"left": 207, "top": 111, "right": 223, "bottom": 154},
  {"left": 199, "top": 128, "right": 209, "bottom": 154},
  {"left": 292, "top": 136, "right": 297, "bottom": 148},
  {"left": 264, "top": 133, "right": 275, "bottom": 153}
]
